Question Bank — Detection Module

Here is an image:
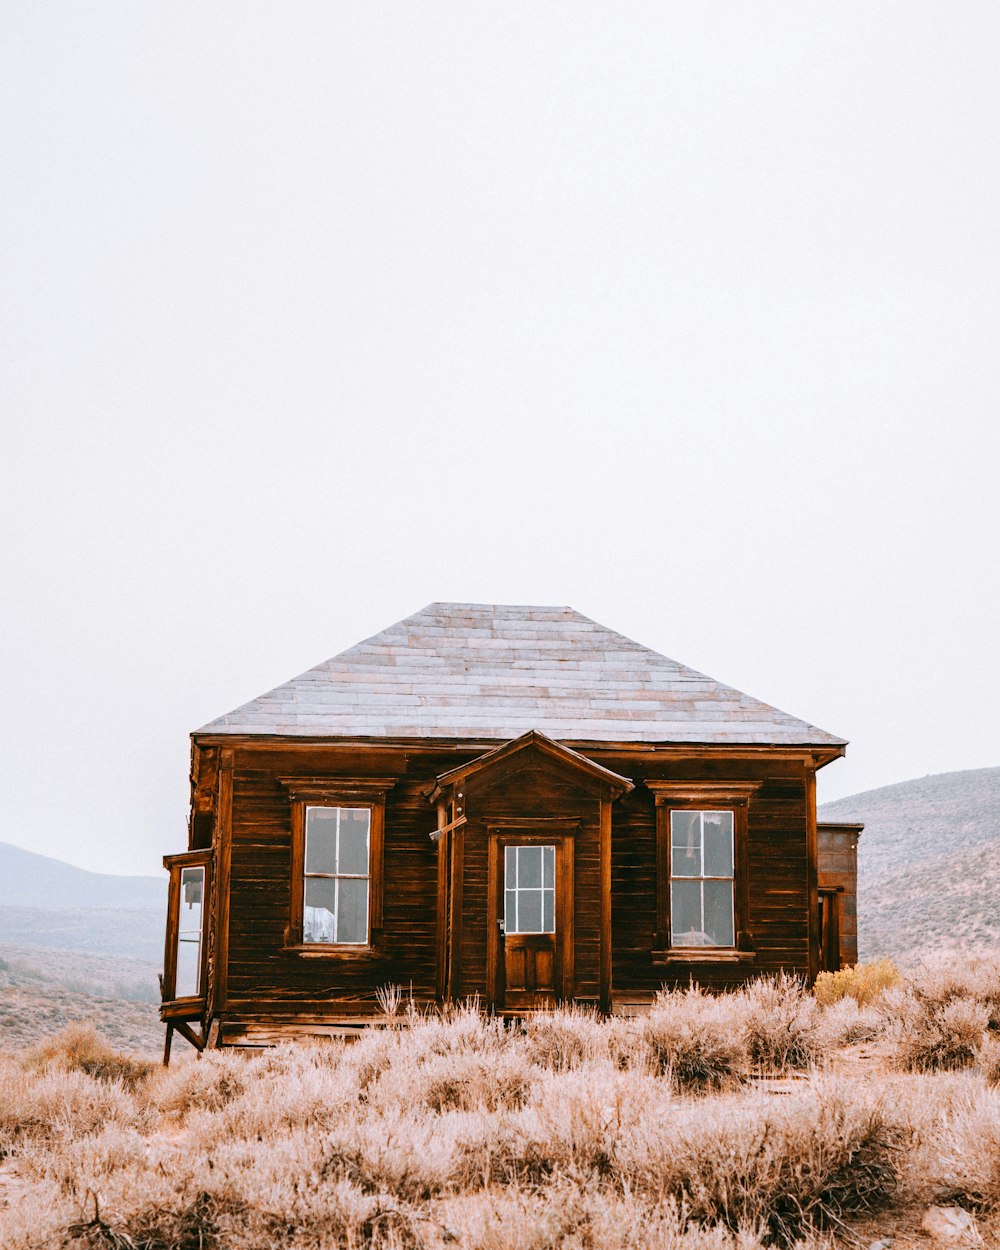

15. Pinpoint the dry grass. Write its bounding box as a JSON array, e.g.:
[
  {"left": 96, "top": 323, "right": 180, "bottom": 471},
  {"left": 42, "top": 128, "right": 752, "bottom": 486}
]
[
  {"left": 3, "top": 963, "right": 1000, "bottom": 1250},
  {"left": 642, "top": 987, "right": 750, "bottom": 1089},
  {"left": 24, "top": 1023, "right": 154, "bottom": 1090},
  {"left": 738, "top": 973, "right": 819, "bottom": 1071},
  {"left": 814, "top": 958, "right": 902, "bottom": 1006}
]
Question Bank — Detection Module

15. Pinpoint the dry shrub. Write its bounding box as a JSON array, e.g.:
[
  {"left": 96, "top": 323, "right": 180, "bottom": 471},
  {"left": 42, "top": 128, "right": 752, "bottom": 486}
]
[
  {"left": 187, "top": 1056, "right": 360, "bottom": 1146},
  {"left": 451, "top": 1066, "right": 665, "bottom": 1188},
  {"left": 979, "top": 1035, "right": 1000, "bottom": 1086},
  {"left": 737, "top": 973, "right": 819, "bottom": 1071},
  {"left": 349, "top": 1024, "right": 402, "bottom": 1093},
  {"left": 618, "top": 1079, "right": 902, "bottom": 1243},
  {"left": 150, "top": 1050, "right": 253, "bottom": 1116},
  {"left": 439, "top": 1183, "right": 772, "bottom": 1250},
  {"left": 23, "top": 1122, "right": 148, "bottom": 1192},
  {"left": 416, "top": 1003, "right": 508, "bottom": 1057},
  {"left": 23, "top": 1022, "right": 153, "bottom": 1090},
  {"left": 520, "top": 1004, "right": 615, "bottom": 1071},
  {"left": 118, "top": 1184, "right": 423, "bottom": 1250},
  {"left": 318, "top": 1118, "right": 458, "bottom": 1202},
  {"left": 923, "top": 1085, "right": 1000, "bottom": 1209},
  {"left": 813, "top": 997, "right": 884, "bottom": 1051},
  {"left": 531, "top": 1066, "right": 665, "bottom": 1177},
  {"left": 814, "top": 958, "right": 901, "bottom": 1006},
  {"left": 883, "top": 986, "right": 989, "bottom": 1072},
  {"left": 0, "top": 1058, "right": 143, "bottom": 1159},
  {"left": 911, "top": 954, "right": 1000, "bottom": 1031},
  {"left": 419, "top": 1049, "right": 531, "bottom": 1113},
  {"left": 643, "top": 988, "right": 749, "bottom": 1090}
]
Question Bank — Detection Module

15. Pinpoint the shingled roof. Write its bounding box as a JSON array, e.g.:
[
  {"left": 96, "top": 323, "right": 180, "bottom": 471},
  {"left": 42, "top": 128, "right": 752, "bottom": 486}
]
[{"left": 198, "top": 602, "right": 846, "bottom": 748}]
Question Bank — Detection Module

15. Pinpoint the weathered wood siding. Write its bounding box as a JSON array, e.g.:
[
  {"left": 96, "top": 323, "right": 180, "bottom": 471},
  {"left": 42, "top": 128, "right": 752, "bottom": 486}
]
[
  {"left": 223, "top": 744, "right": 452, "bottom": 1019},
  {"left": 188, "top": 740, "right": 820, "bottom": 1033},
  {"left": 604, "top": 755, "right": 811, "bottom": 997},
  {"left": 818, "top": 822, "right": 862, "bottom": 968}
]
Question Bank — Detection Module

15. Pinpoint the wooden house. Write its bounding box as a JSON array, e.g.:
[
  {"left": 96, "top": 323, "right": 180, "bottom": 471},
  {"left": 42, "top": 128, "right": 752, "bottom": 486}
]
[{"left": 160, "top": 602, "right": 852, "bottom": 1057}]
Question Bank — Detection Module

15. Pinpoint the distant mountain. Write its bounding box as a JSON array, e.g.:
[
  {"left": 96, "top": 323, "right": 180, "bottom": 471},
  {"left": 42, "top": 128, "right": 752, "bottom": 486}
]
[
  {"left": 0, "top": 841, "right": 165, "bottom": 965},
  {"left": 0, "top": 841, "right": 165, "bottom": 910},
  {"left": 819, "top": 766, "right": 1000, "bottom": 963}
]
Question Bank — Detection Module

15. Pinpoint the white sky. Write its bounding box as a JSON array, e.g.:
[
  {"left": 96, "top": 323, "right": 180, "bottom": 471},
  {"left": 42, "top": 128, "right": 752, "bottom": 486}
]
[{"left": 2, "top": 4, "right": 998, "bottom": 875}]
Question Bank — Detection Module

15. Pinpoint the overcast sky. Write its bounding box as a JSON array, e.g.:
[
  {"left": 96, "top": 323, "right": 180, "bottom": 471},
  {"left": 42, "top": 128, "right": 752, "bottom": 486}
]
[{"left": 2, "top": 5, "right": 998, "bottom": 876}]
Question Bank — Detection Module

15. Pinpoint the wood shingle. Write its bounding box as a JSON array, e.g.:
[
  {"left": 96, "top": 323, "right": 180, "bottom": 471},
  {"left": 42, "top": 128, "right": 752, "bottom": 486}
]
[{"left": 199, "top": 602, "right": 845, "bottom": 747}]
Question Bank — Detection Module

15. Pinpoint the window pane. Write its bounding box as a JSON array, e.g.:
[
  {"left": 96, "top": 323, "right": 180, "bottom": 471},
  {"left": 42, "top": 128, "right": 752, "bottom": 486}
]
[
  {"left": 703, "top": 879, "right": 734, "bottom": 946},
  {"left": 671, "top": 812, "right": 701, "bottom": 876},
  {"left": 175, "top": 867, "right": 204, "bottom": 997},
  {"left": 175, "top": 936, "right": 201, "bottom": 998},
  {"left": 542, "top": 889, "right": 554, "bottom": 934},
  {"left": 305, "top": 808, "right": 338, "bottom": 874},
  {"left": 338, "top": 809, "right": 370, "bottom": 875},
  {"left": 518, "top": 846, "right": 542, "bottom": 887},
  {"left": 543, "top": 845, "right": 554, "bottom": 889},
  {"left": 180, "top": 867, "right": 203, "bottom": 913},
  {"left": 703, "top": 812, "right": 734, "bottom": 877},
  {"left": 505, "top": 889, "right": 517, "bottom": 930},
  {"left": 304, "top": 877, "right": 337, "bottom": 943},
  {"left": 671, "top": 879, "right": 705, "bottom": 945},
  {"left": 336, "top": 877, "right": 369, "bottom": 944},
  {"left": 516, "top": 889, "right": 543, "bottom": 933},
  {"left": 505, "top": 847, "right": 516, "bottom": 889}
]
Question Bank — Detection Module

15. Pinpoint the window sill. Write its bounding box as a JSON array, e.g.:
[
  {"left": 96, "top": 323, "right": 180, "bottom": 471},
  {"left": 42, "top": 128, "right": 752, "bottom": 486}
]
[
  {"left": 160, "top": 997, "right": 207, "bottom": 1020},
  {"left": 283, "top": 944, "right": 382, "bottom": 961},
  {"left": 651, "top": 949, "right": 755, "bottom": 966}
]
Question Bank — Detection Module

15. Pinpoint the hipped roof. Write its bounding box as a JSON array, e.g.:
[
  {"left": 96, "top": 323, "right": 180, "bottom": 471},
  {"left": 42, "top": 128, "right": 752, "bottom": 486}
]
[{"left": 198, "top": 602, "right": 846, "bottom": 749}]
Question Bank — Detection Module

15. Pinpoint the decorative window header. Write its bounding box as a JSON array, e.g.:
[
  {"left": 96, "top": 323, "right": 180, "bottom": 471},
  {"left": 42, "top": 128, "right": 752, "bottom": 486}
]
[{"left": 645, "top": 780, "right": 762, "bottom": 807}]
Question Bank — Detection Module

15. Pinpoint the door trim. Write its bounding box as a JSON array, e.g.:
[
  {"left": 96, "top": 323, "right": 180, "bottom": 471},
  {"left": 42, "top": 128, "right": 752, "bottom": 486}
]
[{"left": 486, "top": 824, "right": 575, "bottom": 1010}]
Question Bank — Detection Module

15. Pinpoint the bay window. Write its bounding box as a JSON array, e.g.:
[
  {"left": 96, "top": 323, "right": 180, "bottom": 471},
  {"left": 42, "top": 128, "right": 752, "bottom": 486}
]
[{"left": 162, "top": 850, "right": 212, "bottom": 1007}]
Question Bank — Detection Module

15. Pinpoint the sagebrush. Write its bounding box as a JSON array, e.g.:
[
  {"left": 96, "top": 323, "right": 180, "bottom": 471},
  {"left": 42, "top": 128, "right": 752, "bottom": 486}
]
[{"left": 2, "top": 966, "right": 999, "bottom": 1249}]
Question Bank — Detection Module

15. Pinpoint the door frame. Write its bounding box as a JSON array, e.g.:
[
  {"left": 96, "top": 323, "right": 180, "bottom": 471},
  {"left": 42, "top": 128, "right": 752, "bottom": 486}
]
[{"left": 486, "top": 820, "right": 576, "bottom": 1010}]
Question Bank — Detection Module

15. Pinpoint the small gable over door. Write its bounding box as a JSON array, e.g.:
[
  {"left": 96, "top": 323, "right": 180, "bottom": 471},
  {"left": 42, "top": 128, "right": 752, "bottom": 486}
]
[{"left": 430, "top": 732, "right": 632, "bottom": 1013}]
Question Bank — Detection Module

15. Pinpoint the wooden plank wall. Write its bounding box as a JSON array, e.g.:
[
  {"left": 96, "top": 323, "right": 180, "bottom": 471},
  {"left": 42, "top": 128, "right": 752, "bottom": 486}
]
[
  {"left": 223, "top": 745, "right": 449, "bottom": 1020},
  {"left": 187, "top": 741, "right": 816, "bottom": 1031},
  {"left": 605, "top": 755, "right": 810, "bottom": 998},
  {"left": 817, "top": 823, "right": 861, "bottom": 967}
]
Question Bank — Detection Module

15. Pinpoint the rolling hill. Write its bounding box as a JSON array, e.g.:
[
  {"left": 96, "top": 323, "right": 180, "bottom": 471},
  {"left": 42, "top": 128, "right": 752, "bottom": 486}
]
[
  {"left": 0, "top": 841, "right": 165, "bottom": 910},
  {"left": 819, "top": 765, "right": 1000, "bottom": 964},
  {"left": 0, "top": 841, "right": 165, "bottom": 965},
  {"left": 0, "top": 842, "right": 165, "bottom": 1049}
]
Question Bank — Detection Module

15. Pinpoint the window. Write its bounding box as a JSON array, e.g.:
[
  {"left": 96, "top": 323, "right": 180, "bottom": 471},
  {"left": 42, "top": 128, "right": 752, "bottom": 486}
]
[
  {"left": 504, "top": 844, "right": 555, "bottom": 934},
  {"left": 648, "top": 782, "right": 758, "bottom": 961},
  {"left": 303, "top": 806, "right": 371, "bottom": 944},
  {"left": 176, "top": 866, "right": 206, "bottom": 994},
  {"left": 162, "top": 851, "right": 212, "bottom": 1005},
  {"left": 281, "top": 776, "right": 395, "bottom": 953},
  {"left": 669, "top": 811, "right": 734, "bottom": 947}
]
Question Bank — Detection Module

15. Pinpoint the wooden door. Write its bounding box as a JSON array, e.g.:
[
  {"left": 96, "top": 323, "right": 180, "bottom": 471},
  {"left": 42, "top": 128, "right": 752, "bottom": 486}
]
[
  {"left": 502, "top": 843, "right": 557, "bottom": 1008},
  {"left": 818, "top": 889, "right": 841, "bottom": 973}
]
